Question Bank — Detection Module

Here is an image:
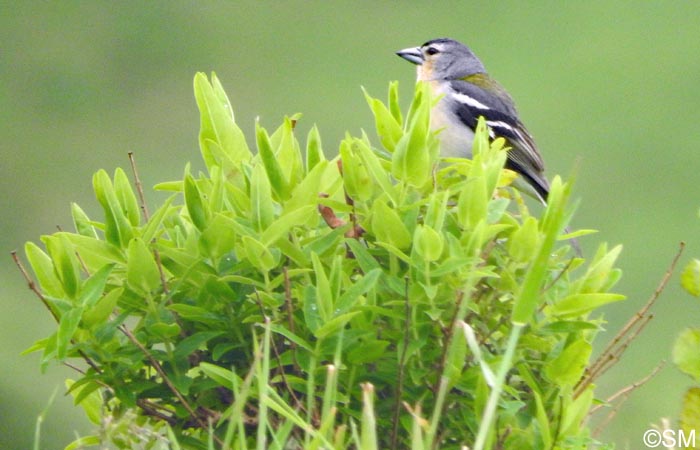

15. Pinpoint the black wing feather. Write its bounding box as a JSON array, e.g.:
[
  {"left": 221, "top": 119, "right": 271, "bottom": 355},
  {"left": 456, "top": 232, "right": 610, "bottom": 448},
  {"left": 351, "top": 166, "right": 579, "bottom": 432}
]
[{"left": 447, "top": 79, "right": 549, "bottom": 201}]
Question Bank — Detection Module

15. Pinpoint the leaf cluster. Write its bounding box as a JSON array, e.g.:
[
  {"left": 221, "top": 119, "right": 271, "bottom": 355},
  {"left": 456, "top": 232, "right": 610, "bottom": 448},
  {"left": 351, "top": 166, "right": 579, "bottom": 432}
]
[{"left": 20, "top": 74, "right": 623, "bottom": 449}]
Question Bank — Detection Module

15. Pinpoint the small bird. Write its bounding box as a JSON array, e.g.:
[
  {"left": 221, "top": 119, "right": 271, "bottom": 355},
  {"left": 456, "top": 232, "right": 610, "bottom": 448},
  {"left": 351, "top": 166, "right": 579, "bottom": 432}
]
[{"left": 396, "top": 38, "right": 549, "bottom": 203}]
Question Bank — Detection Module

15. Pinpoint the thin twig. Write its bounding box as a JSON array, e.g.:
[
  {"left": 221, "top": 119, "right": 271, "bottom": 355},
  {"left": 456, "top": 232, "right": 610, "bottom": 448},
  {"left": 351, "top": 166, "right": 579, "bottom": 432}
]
[
  {"left": 581, "top": 313, "right": 655, "bottom": 393},
  {"left": 433, "top": 290, "right": 465, "bottom": 394},
  {"left": 594, "top": 242, "right": 683, "bottom": 373},
  {"left": 55, "top": 227, "right": 91, "bottom": 278},
  {"left": 128, "top": 153, "right": 168, "bottom": 294},
  {"left": 74, "top": 250, "right": 91, "bottom": 277},
  {"left": 151, "top": 238, "right": 169, "bottom": 295},
  {"left": 128, "top": 152, "right": 150, "bottom": 221},
  {"left": 591, "top": 361, "right": 665, "bottom": 436},
  {"left": 136, "top": 399, "right": 178, "bottom": 425},
  {"left": 63, "top": 361, "right": 87, "bottom": 375},
  {"left": 118, "top": 324, "right": 222, "bottom": 445},
  {"left": 542, "top": 257, "right": 576, "bottom": 294},
  {"left": 13, "top": 251, "right": 103, "bottom": 374},
  {"left": 11, "top": 251, "right": 58, "bottom": 322},
  {"left": 576, "top": 243, "right": 684, "bottom": 396}
]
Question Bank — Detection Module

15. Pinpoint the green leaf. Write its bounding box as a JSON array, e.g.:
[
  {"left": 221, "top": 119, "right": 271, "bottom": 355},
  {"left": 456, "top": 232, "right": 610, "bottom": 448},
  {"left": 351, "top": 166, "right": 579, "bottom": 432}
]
[
  {"left": 24, "top": 241, "right": 64, "bottom": 298},
  {"left": 269, "top": 324, "right": 314, "bottom": 353},
  {"left": 193, "top": 72, "right": 250, "bottom": 170},
  {"left": 347, "top": 339, "right": 390, "bottom": 364},
  {"left": 314, "top": 311, "right": 362, "bottom": 339},
  {"left": 544, "top": 340, "right": 591, "bottom": 387},
  {"left": 113, "top": 167, "right": 141, "bottom": 226},
  {"left": 173, "top": 331, "right": 224, "bottom": 360},
  {"left": 578, "top": 244, "right": 623, "bottom": 294},
  {"left": 57, "top": 306, "right": 83, "bottom": 360},
  {"left": 335, "top": 268, "right": 382, "bottom": 314},
  {"left": 533, "top": 391, "right": 552, "bottom": 449},
  {"left": 199, "top": 213, "right": 238, "bottom": 263},
  {"left": 548, "top": 293, "right": 625, "bottom": 318},
  {"left": 413, "top": 225, "right": 443, "bottom": 262},
  {"left": 355, "top": 140, "right": 397, "bottom": 206},
  {"left": 61, "top": 233, "right": 126, "bottom": 269},
  {"left": 150, "top": 322, "right": 181, "bottom": 339},
  {"left": 285, "top": 159, "right": 329, "bottom": 215},
  {"left": 681, "top": 259, "right": 700, "bottom": 297},
  {"left": 82, "top": 287, "right": 122, "bottom": 326},
  {"left": 391, "top": 84, "right": 432, "bottom": 187},
  {"left": 66, "top": 379, "right": 103, "bottom": 425},
  {"left": 200, "top": 361, "right": 241, "bottom": 388},
  {"left": 207, "top": 164, "right": 225, "bottom": 214},
  {"left": 363, "top": 87, "right": 403, "bottom": 152},
  {"left": 424, "top": 190, "right": 449, "bottom": 231},
  {"left": 261, "top": 205, "right": 316, "bottom": 247},
  {"left": 64, "top": 436, "right": 101, "bottom": 450},
  {"left": 486, "top": 197, "right": 509, "bottom": 224},
  {"left": 345, "top": 238, "right": 379, "bottom": 271},
  {"left": 250, "top": 163, "right": 274, "bottom": 233},
  {"left": 184, "top": 173, "right": 209, "bottom": 231},
  {"left": 541, "top": 321, "right": 599, "bottom": 333},
  {"left": 78, "top": 264, "right": 114, "bottom": 308},
  {"left": 508, "top": 216, "right": 540, "bottom": 263},
  {"left": 241, "top": 235, "right": 277, "bottom": 272},
  {"left": 93, "top": 169, "right": 133, "bottom": 248},
  {"left": 340, "top": 138, "right": 374, "bottom": 201},
  {"left": 21, "top": 337, "right": 49, "bottom": 356},
  {"left": 168, "top": 304, "right": 223, "bottom": 325},
  {"left": 387, "top": 80, "right": 402, "bottom": 124},
  {"left": 140, "top": 195, "right": 176, "bottom": 243},
  {"left": 126, "top": 238, "right": 161, "bottom": 295},
  {"left": 559, "top": 385, "right": 594, "bottom": 437},
  {"left": 405, "top": 81, "right": 425, "bottom": 132},
  {"left": 458, "top": 176, "right": 488, "bottom": 230},
  {"left": 43, "top": 234, "right": 80, "bottom": 300},
  {"left": 311, "top": 252, "right": 333, "bottom": 322},
  {"left": 256, "top": 121, "right": 290, "bottom": 201},
  {"left": 302, "top": 285, "right": 322, "bottom": 333},
  {"left": 370, "top": 199, "right": 411, "bottom": 250},
  {"left": 272, "top": 116, "right": 304, "bottom": 189},
  {"left": 673, "top": 328, "right": 700, "bottom": 381},
  {"left": 680, "top": 387, "right": 700, "bottom": 438},
  {"left": 306, "top": 124, "right": 325, "bottom": 171},
  {"left": 70, "top": 203, "right": 98, "bottom": 238}
]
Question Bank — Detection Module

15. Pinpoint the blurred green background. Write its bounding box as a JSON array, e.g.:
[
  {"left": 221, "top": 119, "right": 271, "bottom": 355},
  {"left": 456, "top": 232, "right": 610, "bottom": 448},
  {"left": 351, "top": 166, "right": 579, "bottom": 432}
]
[{"left": 2, "top": 2, "right": 700, "bottom": 448}]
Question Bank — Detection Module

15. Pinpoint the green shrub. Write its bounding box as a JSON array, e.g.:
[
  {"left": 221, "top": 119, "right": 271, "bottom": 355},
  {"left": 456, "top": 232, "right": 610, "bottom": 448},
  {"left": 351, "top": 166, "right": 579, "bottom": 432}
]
[{"left": 20, "top": 73, "right": 623, "bottom": 449}]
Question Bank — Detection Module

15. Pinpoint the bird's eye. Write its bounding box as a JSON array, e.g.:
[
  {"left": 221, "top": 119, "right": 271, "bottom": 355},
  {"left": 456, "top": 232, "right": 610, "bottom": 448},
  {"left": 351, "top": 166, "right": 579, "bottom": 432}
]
[{"left": 425, "top": 47, "right": 439, "bottom": 55}]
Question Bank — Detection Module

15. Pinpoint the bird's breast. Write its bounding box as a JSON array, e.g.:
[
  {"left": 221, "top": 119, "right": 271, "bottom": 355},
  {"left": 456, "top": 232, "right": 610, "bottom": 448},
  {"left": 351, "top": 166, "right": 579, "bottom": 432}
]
[{"left": 429, "top": 86, "right": 475, "bottom": 159}]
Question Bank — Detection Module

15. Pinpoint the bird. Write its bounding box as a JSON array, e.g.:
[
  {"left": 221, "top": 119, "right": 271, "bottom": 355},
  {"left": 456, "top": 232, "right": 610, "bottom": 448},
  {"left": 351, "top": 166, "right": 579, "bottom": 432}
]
[{"left": 396, "top": 38, "right": 549, "bottom": 203}]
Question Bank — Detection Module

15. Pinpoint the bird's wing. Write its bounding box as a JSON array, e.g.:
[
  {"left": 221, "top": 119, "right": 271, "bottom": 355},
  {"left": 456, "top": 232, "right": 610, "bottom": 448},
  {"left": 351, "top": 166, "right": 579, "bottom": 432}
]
[{"left": 447, "top": 79, "right": 549, "bottom": 200}]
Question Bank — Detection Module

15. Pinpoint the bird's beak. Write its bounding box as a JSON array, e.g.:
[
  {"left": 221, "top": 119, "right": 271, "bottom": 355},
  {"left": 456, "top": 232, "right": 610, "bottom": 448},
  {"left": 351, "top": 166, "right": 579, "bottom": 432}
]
[{"left": 396, "top": 46, "right": 424, "bottom": 65}]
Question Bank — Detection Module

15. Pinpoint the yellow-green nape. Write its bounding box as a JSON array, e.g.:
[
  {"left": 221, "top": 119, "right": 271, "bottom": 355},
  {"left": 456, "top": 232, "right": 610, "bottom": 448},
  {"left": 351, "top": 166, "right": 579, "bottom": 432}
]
[
  {"left": 462, "top": 73, "right": 513, "bottom": 101},
  {"left": 462, "top": 73, "right": 498, "bottom": 88}
]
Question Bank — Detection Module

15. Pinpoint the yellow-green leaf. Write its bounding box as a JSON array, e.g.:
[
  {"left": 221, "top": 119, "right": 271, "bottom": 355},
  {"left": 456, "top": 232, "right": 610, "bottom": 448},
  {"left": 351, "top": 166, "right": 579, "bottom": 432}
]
[
  {"left": 673, "top": 328, "right": 700, "bottom": 381},
  {"left": 126, "top": 238, "right": 161, "bottom": 295},
  {"left": 544, "top": 340, "right": 591, "bottom": 387},
  {"left": 681, "top": 259, "right": 700, "bottom": 297}
]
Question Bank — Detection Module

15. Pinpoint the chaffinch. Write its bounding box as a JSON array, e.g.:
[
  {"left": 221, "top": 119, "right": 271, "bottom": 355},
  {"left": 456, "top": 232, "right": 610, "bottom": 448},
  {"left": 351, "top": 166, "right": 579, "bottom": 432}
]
[{"left": 397, "top": 38, "right": 549, "bottom": 203}]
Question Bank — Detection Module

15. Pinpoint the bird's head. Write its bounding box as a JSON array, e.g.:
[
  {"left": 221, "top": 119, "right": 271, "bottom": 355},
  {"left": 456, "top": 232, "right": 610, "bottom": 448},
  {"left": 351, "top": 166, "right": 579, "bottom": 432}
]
[{"left": 396, "top": 38, "right": 486, "bottom": 81}]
